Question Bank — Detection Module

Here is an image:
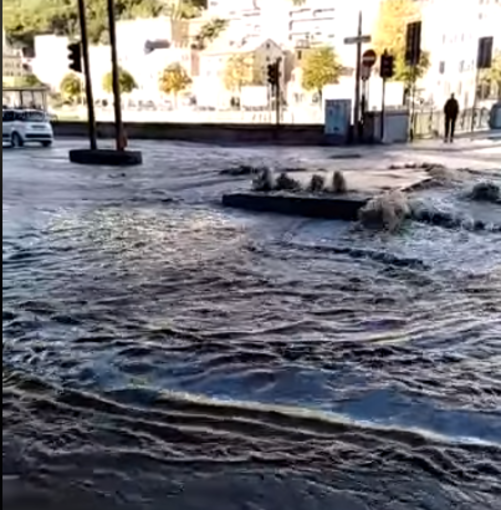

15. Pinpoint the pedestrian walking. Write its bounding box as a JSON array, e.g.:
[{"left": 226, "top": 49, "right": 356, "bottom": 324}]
[{"left": 443, "top": 94, "right": 459, "bottom": 143}]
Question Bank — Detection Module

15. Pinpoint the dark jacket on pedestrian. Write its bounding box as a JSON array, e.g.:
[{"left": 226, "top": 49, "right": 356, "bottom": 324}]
[{"left": 444, "top": 97, "right": 459, "bottom": 120}]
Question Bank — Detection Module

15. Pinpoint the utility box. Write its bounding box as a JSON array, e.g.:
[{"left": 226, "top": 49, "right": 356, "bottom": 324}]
[
  {"left": 365, "top": 110, "right": 410, "bottom": 143},
  {"left": 489, "top": 102, "right": 501, "bottom": 130}
]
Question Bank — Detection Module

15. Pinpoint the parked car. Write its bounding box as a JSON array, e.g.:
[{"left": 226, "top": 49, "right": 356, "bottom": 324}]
[{"left": 3, "top": 108, "right": 54, "bottom": 148}]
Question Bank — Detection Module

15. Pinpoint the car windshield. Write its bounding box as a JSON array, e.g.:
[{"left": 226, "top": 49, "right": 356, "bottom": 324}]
[{"left": 23, "top": 111, "right": 47, "bottom": 122}]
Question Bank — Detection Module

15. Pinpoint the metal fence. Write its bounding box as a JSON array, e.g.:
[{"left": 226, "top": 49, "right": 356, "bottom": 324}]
[
  {"left": 53, "top": 104, "right": 494, "bottom": 140},
  {"left": 412, "top": 107, "right": 492, "bottom": 139}
]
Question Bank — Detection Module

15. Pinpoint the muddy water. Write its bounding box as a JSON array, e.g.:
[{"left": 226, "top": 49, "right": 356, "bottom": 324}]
[{"left": 3, "top": 142, "right": 501, "bottom": 509}]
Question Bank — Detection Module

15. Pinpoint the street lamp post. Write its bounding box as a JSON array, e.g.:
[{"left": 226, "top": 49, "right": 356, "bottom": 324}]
[
  {"left": 106, "top": 0, "right": 125, "bottom": 151},
  {"left": 76, "top": 0, "right": 97, "bottom": 150}
]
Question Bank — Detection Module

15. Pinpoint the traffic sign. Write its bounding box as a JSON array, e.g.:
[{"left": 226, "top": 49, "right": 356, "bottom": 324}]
[
  {"left": 344, "top": 35, "right": 371, "bottom": 45},
  {"left": 362, "top": 49, "right": 377, "bottom": 68}
]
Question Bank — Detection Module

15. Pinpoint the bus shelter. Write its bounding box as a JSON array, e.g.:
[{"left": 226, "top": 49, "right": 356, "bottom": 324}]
[{"left": 2, "top": 86, "right": 49, "bottom": 111}]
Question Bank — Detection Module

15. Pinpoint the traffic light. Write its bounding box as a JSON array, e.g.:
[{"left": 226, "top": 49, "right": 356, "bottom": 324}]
[
  {"left": 380, "top": 52, "right": 395, "bottom": 79},
  {"left": 68, "top": 42, "right": 83, "bottom": 73},
  {"left": 267, "top": 61, "right": 279, "bottom": 87}
]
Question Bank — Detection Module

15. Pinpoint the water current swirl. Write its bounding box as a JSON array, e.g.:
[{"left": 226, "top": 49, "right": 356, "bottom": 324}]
[{"left": 3, "top": 141, "right": 501, "bottom": 509}]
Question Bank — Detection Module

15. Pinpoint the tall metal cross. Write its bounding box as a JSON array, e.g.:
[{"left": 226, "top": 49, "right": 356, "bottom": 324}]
[{"left": 344, "top": 11, "right": 372, "bottom": 141}]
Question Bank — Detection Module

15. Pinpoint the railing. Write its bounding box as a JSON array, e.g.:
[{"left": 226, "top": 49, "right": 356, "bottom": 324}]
[
  {"left": 52, "top": 104, "right": 495, "bottom": 140},
  {"left": 412, "top": 107, "right": 492, "bottom": 139}
]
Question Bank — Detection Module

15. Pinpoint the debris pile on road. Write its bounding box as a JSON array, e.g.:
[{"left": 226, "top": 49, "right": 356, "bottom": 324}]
[{"left": 358, "top": 190, "right": 410, "bottom": 233}]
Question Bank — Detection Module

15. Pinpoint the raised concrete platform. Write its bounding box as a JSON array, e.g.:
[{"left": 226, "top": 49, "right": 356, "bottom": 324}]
[
  {"left": 69, "top": 149, "right": 143, "bottom": 166},
  {"left": 222, "top": 167, "right": 432, "bottom": 221},
  {"left": 223, "top": 192, "right": 369, "bottom": 221}
]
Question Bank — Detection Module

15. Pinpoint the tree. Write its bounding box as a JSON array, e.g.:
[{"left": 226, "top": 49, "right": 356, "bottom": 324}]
[
  {"left": 373, "top": 0, "right": 430, "bottom": 83},
  {"left": 223, "top": 54, "right": 253, "bottom": 92},
  {"left": 60, "top": 73, "right": 82, "bottom": 103},
  {"left": 3, "top": 0, "right": 174, "bottom": 46},
  {"left": 13, "top": 73, "right": 44, "bottom": 87},
  {"left": 24, "top": 73, "right": 44, "bottom": 86},
  {"left": 301, "top": 47, "right": 342, "bottom": 98},
  {"left": 158, "top": 62, "right": 192, "bottom": 104},
  {"left": 193, "top": 18, "right": 228, "bottom": 50},
  {"left": 102, "top": 67, "right": 137, "bottom": 95},
  {"left": 480, "top": 51, "right": 501, "bottom": 100}
]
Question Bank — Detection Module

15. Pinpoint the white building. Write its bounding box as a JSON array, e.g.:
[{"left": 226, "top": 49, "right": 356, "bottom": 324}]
[
  {"left": 420, "top": 0, "right": 500, "bottom": 109},
  {"left": 3, "top": 28, "right": 26, "bottom": 85},
  {"left": 30, "top": 34, "right": 70, "bottom": 90},
  {"left": 197, "top": 37, "right": 283, "bottom": 107}
]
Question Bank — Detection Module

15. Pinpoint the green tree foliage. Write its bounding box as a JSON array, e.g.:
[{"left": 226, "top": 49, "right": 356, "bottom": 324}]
[
  {"left": 193, "top": 18, "right": 228, "bottom": 50},
  {"left": 60, "top": 72, "right": 82, "bottom": 102},
  {"left": 3, "top": 0, "right": 202, "bottom": 46},
  {"left": 167, "top": 0, "right": 206, "bottom": 20},
  {"left": 102, "top": 67, "right": 137, "bottom": 94},
  {"left": 13, "top": 73, "right": 44, "bottom": 87},
  {"left": 223, "top": 54, "right": 253, "bottom": 92},
  {"left": 373, "top": 0, "right": 430, "bottom": 83},
  {"left": 158, "top": 62, "right": 192, "bottom": 103},
  {"left": 480, "top": 50, "right": 501, "bottom": 99},
  {"left": 301, "top": 46, "right": 342, "bottom": 96}
]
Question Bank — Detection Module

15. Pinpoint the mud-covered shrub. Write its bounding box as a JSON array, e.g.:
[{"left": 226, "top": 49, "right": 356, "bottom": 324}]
[
  {"left": 308, "top": 174, "right": 326, "bottom": 193},
  {"left": 274, "top": 172, "right": 302, "bottom": 192},
  {"left": 331, "top": 170, "right": 347, "bottom": 194}
]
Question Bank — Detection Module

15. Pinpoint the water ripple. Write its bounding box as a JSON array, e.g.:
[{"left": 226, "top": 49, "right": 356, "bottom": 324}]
[{"left": 3, "top": 142, "right": 501, "bottom": 509}]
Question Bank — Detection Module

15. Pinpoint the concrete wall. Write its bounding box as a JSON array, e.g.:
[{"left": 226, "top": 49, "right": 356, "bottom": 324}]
[{"left": 52, "top": 121, "right": 345, "bottom": 146}]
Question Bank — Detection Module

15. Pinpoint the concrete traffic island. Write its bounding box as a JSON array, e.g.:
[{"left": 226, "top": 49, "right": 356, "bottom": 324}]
[
  {"left": 222, "top": 164, "right": 501, "bottom": 233},
  {"left": 223, "top": 192, "right": 369, "bottom": 221},
  {"left": 69, "top": 149, "right": 143, "bottom": 166},
  {"left": 222, "top": 166, "right": 431, "bottom": 224}
]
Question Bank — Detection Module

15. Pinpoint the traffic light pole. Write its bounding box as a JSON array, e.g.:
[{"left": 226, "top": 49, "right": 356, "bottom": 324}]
[
  {"left": 107, "top": 0, "right": 125, "bottom": 151},
  {"left": 380, "top": 77, "right": 386, "bottom": 142},
  {"left": 275, "top": 58, "right": 281, "bottom": 129},
  {"left": 77, "top": 0, "right": 97, "bottom": 150},
  {"left": 354, "top": 11, "right": 363, "bottom": 142}
]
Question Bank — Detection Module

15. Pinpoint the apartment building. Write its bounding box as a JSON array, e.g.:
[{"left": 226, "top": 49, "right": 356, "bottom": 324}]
[
  {"left": 420, "top": 0, "right": 500, "bottom": 108},
  {"left": 3, "top": 28, "right": 26, "bottom": 85},
  {"left": 197, "top": 37, "right": 283, "bottom": 107}
]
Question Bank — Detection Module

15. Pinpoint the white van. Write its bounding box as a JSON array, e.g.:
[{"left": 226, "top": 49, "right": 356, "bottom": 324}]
[{"left": 2, "top": 108, "right": 54, "bottom": 148}]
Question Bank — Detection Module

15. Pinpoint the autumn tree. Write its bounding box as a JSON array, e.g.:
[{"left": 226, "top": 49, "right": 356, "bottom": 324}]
[
  {"left": 60, "top": 73, "right": 82, "bottom": 103},
  {"left": 223, "top": 54, "right": 253, "bottom": 93},
  {"left": 102, "top": 67, "right": 137, "bottom": 95},
  {"left": 193, "top": 18, "right": 228, "bottom": 49},
  {"left": 480, "top": 50, "right": 501, "bottom": 100},
  {"left": 373, "top": 0, "right": 430, "bottom": 83},
  {"left": 159, "top": 62, "right": 192, "bottom": 105},
  {"left": 301, "top": 47, "right": 342, "bottom": 99}
]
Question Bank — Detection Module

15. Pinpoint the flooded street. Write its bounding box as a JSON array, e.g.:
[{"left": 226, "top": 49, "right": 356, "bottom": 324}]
[{"left": 3, "top": 140, "right": 501, "bottom": 509}]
